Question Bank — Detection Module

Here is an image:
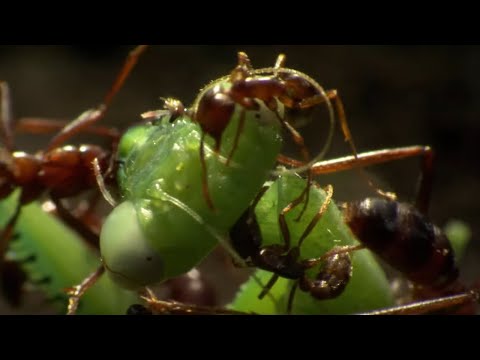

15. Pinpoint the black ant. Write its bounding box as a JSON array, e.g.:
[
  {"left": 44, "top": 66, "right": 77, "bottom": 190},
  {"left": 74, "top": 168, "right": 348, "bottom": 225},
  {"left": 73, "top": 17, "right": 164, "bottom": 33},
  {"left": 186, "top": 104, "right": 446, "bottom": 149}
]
[
  {"left": 229, "top": 181, "right": 359, "bottom": 314},
  {"left": 277, "top": 145, "right": 478, "bottom": 314}
]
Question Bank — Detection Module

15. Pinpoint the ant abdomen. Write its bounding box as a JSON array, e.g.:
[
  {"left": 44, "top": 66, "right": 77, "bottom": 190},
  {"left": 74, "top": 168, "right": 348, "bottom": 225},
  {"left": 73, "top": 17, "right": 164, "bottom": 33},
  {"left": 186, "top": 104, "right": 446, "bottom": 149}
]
[{"left": 343, "top": 198, "right": 459, "bottom": 289}]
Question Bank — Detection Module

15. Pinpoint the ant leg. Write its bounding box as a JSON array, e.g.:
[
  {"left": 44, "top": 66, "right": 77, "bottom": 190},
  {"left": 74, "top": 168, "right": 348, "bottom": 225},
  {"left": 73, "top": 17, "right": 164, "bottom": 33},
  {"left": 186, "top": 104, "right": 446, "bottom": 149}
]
[
  {"left": 287, "top": 281, "right": 298, "bottom": 314},
  {"left": 357, "top": 290, "right": 479, "bottom": 315},
  {"left": 256, "top": 185, "right": 333, "bottom": 301},
  {"left": 259, "top": 182, "right": 331, "bottom": 273},
  {"left": 65, "top": 265, "right": 105, "bottom": 315},
  {"left": 300, "top": 89, "right": 358, "bottom": 157},
  {"left": 312, "top": 146, "right": 433, "bottom": 214},
  {"left": 414, "top": 147, "right": 435, "bottom": 215},
  {"left": 269, "top": 90, "right": 331, "bottom": 223},
  {"left": 143, "top": 297, "right": 252, "bottom": 315},
  {"left": 277, "top": 181, "right": 328, "bottom": 251},
  {"left": 47, "top": 45, "right": 148, "bottom": 150},
  {"left": 279, "top": 146, "right": 431, "bottom": 175},
  {"left": 44, "top": 194, "right": 103, "bottom": 236},
  {"left": 258, "top": 183, "right": 332, "bottom": 305},
  {"left": 297, "top": 184, "right": 334, "bottom": 249},
  {"left": 199, "top": 132, "right": 216, "bottom": 211},
  {"left": 278, "top": 146, "right": 435, "bottom": 214},
  {"left": 50, "top": 195, "right": 100, "bottom": 250},
  {"left": 276, "top": 119, "right": 313, "bottom": 221},
  {"left": 142, "top": 286, "right": 251, "bottom": 315},
  {"left": 301, "top": 244, "right": 365, "bottom": 269},
  {"left": 250, "top": 186, "right": 292, "bottom": 301},
  {"left": 92, "top": 157, "right": 118, "bottom": 208},
  {"left": 300, "top": 90, "right": 396, "bottom": 199},
  {"left": 16, "top": 118, "right": 121, "bottom": 141},
  {"left": 0, "top": 82, "right": 14, "bottom": 151},
  {"left": 226, "top": 109, "right": 246, "bottom": 166},
  {"left": 258, "top": 273, "right": 280, "bottom": 300},
  {"left": 289, "top": 185, "right": 357, "bottom": 309}
]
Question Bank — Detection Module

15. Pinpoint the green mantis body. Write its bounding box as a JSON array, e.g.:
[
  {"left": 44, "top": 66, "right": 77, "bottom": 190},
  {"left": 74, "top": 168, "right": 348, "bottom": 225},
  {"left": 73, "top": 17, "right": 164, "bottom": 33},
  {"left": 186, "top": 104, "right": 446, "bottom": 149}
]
[
  {"left": 230, "top": 173, "right": 394, "bottom": 314},
  {"left": 0, "top": 192, "right": 137, "bottom": 314},
  {"left": 100, "top": 102, "right": 283, "bottom": 289},
  {"left": 101, "top": 98, "right": 397, "bottom": 312}
]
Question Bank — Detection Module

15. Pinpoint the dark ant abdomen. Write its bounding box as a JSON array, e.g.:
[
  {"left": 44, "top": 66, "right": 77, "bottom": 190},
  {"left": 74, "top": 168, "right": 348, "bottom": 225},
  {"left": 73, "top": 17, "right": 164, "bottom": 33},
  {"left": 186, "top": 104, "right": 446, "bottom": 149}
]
[{"left": 343, "top": 198, "right": 459, "bottom": 289}]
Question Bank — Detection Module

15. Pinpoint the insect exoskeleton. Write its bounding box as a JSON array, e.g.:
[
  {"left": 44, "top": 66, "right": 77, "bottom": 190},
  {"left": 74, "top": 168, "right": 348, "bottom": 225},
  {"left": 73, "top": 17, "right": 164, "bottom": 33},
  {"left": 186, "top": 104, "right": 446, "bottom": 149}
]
[
  {"left": 100, "top": 96, "right": 284, "bottom": 290},
  {"left": 230, "top": 172, "right": 394, "bottom": 314},
  {"left": 232, "top": 145, "right": 477, "bottom": 315}
]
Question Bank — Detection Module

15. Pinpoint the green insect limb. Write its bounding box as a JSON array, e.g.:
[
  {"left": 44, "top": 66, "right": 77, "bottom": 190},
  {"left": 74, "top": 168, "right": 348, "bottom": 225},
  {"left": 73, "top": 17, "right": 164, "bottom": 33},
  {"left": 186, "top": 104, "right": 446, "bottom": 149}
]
[
  {"left": 0, "top": 191, "right": 138, "bottom": 314},
  {"left": 101, "top": 100, "right": 284, "bottom": 289},
  {"left": 230, "top": 173, "right": 395, "bottom": 315}
]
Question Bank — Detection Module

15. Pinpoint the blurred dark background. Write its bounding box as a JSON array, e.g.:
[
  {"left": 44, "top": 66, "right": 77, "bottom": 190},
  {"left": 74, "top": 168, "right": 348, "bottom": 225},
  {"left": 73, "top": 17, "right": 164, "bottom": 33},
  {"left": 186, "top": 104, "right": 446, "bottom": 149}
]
[{"left": 0, "top": 45, "right": 479, "bottom": 313}]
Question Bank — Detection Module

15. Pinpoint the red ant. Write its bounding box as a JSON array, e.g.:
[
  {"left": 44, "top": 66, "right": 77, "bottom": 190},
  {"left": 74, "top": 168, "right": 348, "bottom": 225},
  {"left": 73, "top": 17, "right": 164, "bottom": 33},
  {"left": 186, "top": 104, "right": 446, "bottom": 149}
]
[
  {"left": 143, "top": 52, "right": 358, "bottom": 212},
  {"left": 0, "top": 45, "right": 147, "bottom": 307}
]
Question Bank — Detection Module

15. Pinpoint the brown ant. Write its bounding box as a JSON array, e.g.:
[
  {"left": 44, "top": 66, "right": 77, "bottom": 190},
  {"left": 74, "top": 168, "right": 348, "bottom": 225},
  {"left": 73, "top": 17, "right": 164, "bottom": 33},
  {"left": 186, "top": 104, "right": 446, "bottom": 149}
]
[
  {"left": 130, "top": 146, "right": 477, "bottom": 315},
  {"left": 143, "top": 52, "right": 358, "bottom": 212},
  {"left": 0, "top": 45, "right": 147, "bottom": 307},
  {"left": 280, "top": 145, "right": 478, "bottom": 314}
]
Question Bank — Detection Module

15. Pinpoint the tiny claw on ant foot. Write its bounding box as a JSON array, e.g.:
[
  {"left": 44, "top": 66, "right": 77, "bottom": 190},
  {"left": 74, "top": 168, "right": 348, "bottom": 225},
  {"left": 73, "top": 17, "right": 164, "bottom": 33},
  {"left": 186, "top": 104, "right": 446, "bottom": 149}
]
[
  {"left": 64, "top": 285, "right": 80, "bottom": 297},
  {"left": 65, "top": 266, "right": 105, "bottom": 315},
  {"left": 65, "top": 285, "right": 82, "bottom": 315}
]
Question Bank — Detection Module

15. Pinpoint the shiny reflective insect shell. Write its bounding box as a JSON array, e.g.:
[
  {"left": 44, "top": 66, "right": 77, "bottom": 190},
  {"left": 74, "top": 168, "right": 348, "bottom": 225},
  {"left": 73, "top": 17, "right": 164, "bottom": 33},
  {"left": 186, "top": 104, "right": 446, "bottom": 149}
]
[
  {"left": 232, "top": 146, "right": 477, "bottom": 314},
  {"left": 99, "top": 50, "right": 344, "bottom": 290}
]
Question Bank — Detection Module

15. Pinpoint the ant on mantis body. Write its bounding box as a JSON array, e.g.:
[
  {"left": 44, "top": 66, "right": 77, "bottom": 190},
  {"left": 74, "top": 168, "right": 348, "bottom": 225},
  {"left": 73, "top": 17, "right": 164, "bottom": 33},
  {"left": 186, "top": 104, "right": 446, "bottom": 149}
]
[
  {"left": 0, "top": 45, "right": 147, "bottom": 307},
  {"left": 237, "top": 145, "right": 478, "bottom": 314}
]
